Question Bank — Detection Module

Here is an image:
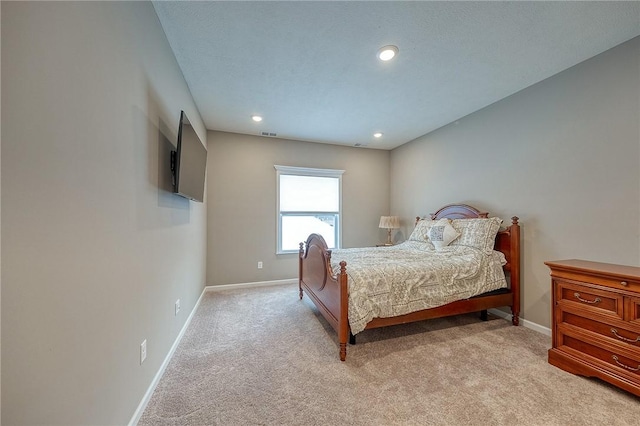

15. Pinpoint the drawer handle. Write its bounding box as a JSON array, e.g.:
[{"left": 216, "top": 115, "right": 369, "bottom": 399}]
[
  {"left": 612, "top": 355, "right": 640, "bottom": 372},
  {"left": 573, "top": 292, "right": 601, "bottom": 305},
  {"left": 611, "top": 328, "right": 640, "bottom": 343},
  {"left": 620, "top": 281, "right": 628, "bottom": 286}
]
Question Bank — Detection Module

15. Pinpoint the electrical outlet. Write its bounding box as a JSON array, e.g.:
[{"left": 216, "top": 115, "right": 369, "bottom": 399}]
[
  {"left": 175, "top": 299, "right": 181, "bottom": 316},
  {"left": 257, "top": 261, "right": 263, "bottom": 269},
  {"left": 140, "top": 339, "right": 147, "bottom": 365}
]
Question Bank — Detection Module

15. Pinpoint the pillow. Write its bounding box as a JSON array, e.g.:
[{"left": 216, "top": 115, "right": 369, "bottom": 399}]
[
  {"left": 427, "top": 218, "right": 460, "bottom": 250},
  {"left": 408, "top": 219, "right": 436, "bottom": 248},
  {"left": 449, "top": 217, "right": 502, "bottom": 254}
]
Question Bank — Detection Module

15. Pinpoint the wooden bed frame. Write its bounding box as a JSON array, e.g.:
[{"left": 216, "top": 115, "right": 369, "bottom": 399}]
[{"left": 298, "top": 203, "right": 521, "bottom": 361}]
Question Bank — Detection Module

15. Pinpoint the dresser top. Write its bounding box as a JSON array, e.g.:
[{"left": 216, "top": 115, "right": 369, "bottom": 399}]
[{"left": 545, "top": 259, "right": 640, "bottom": 280}]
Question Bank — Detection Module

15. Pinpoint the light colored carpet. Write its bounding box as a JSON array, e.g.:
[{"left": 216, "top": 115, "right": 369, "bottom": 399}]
[{"left": 139, "top": 284, "right": 640, "bottom": 425}]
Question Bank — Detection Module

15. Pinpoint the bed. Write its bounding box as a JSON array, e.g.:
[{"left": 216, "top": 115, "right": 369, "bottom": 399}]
[{"left": 298, "top": 203, "right": 521, "bottom": 361}]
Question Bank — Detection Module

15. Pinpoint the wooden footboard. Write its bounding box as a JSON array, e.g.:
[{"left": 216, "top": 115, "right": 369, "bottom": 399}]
[
  {"left": 299, "top": 204, "right": 521, "bottom": 361},
  {"left": 299, "top": 234, "right": 350, "bottom": 360}
]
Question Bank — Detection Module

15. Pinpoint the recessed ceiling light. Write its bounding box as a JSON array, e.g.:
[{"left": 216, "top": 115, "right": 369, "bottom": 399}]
[
  {"left": 373, "top": 132, "right": 383, "bottom": 138},
  {"left": 377, "top": 45, "right": 398, "bottom": 61},
  {"left": 251, "top": 115, "right": 263, "bottom": 122}
]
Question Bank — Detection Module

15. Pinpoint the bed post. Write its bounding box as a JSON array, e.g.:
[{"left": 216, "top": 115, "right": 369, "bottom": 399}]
[
  {"left": 338, "top": 261, "right": 349, "bottom": 361},
  {"left": 510, "top": 217, "right": 521, "bottom": 326},
  {"left": 298, "top": 242, "right": 304, "bottom": 300}
]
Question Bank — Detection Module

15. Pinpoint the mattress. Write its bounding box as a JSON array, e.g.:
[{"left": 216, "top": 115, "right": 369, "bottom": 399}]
[{"left": 330, "top": 240, "right": 508, "bottom": 334}]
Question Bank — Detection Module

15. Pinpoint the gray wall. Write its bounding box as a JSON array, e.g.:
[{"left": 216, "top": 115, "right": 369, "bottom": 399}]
[
  {"left": 0, "top": 3, "right": 2, "bottom": 418},
  {"left": 1, "top": 2, "right": 206, "bottom": 424},
  {"left": 390, "top": 37, "right": 640, "bottom": 328},
  {"left": 207, "top": 131, "right": 390, "bottom": 286}
]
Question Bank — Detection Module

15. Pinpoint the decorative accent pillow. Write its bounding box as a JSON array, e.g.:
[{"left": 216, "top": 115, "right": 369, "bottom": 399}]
[
  {"left": 427, "top": 218, "right": 460, "bottom": 250},
  {"left": 450, "top": 217, "right": 502, "bottom": 254}
]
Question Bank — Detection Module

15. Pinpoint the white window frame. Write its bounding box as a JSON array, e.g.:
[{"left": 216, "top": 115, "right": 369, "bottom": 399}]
[{"left": 275, "top": 165, "right": 344, "bottom": 254}]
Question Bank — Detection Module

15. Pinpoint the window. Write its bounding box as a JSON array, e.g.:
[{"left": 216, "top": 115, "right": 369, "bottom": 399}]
[{"left": 275, "top": 165, "right": 344, "bottom": 254}]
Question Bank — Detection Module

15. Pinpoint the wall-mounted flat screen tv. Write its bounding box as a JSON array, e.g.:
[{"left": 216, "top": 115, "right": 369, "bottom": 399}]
[{"left": 171, "top": 111, "right": 207, "bottom": 202}]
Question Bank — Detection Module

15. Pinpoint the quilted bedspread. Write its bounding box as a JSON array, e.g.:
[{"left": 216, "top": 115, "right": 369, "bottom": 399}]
[{"left": 330, "top": 241, "right": 508, "bottom": 335}]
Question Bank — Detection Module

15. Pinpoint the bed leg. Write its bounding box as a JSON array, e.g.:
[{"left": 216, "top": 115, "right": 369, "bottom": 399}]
[
  {"left": 298, "top": 242, "right": 304, "bottom": 300},
  {"left": 479, "top": 310, "right": 488, "bottom": 321},
  {"left": 512, "top": 310, "right": 520, "bottom": 326},
  {"left": 349, "top": 332, "right": 356, "bottom": 345},
  {"left": 339, "top": 343, "right": 347, "bottom": 361}
]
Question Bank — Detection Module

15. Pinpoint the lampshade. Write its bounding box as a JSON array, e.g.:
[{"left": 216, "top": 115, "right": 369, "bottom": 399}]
[{"left": 379, "top": 216, "right": 400, "bottom": 229}]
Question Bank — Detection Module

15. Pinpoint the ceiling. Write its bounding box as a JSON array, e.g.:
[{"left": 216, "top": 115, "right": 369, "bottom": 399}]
[{"left": 153, "top": 1, "right": 640, "bottom": 150}]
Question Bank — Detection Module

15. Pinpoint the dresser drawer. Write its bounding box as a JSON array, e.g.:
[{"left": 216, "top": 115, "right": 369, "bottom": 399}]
[
  {"left": 556, "top": 279, "right": 623, "bottom": 320},
  {"left": 628, "top": 297, "right": 640, "bottom": 325},
  {"left": 561, "top": 311, "right": 640, "bottom": 349},
  {"left": 576, "top": 275, "right": 640, "bottom": 293},
  {"left": 546, "top": 260, "right": 640, "bottom": 292},
  {"left": 560, "top": 333, "right": 640, "bottom": 380}
]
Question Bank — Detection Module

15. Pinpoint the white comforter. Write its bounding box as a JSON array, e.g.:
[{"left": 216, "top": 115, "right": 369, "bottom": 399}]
[{"left": 330, "top": 241, "right": 508, "bottom": 335}]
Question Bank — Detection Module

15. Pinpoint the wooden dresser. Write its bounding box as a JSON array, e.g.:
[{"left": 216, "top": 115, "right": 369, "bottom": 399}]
[{"left": 545, "top": 259, "right": 640, "bottom": 397}]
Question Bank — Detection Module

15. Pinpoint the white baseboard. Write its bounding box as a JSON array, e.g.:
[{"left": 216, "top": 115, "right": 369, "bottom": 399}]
[
  {"left": 128, "top": 287, "right": 207, "bottom": 426},
  {"left": 487, "top": 308, "right": 551, "bottom": 336},
  {"left": 205, "top": 278, "right": 297, "bottom": 292}
]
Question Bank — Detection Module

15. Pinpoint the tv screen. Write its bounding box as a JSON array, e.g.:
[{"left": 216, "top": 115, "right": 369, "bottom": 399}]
[{"left": 172, "top": 111, "right": 207, "bottom": 202}]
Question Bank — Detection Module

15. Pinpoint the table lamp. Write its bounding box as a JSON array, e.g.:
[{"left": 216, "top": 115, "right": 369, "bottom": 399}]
[{"left": 379, "top": 216, "right": 400, "bottom": 245}]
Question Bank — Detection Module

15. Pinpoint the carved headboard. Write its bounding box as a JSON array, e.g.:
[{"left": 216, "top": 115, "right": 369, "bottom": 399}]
[{"left": 415, "top": 203, "right": 520, "bottom": 293}]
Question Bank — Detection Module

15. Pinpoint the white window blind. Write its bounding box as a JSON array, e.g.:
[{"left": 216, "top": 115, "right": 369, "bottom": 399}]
[{"left": 275, "top": 165, "right": 344, "bottom": 253}]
